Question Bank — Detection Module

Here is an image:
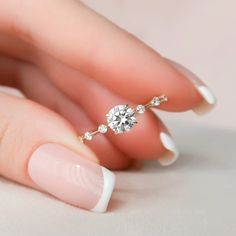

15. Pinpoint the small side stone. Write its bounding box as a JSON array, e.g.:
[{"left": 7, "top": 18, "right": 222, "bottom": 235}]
[
  {"left": 98, "top": 124, "right": 108, "bottom": 134},
  {"left": 84, "top": 132, "right": 93, "bottom": 141},
  {"left": 151, "top": 97, "right": 161, "bottom": 106},
  {"left": 136, "top": 105, "right": 146, "bottom": 114}
]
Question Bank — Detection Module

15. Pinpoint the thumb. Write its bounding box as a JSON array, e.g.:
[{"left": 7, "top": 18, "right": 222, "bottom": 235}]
[{"left": 0, "top": 89, "right": 115, "bottom": 213}]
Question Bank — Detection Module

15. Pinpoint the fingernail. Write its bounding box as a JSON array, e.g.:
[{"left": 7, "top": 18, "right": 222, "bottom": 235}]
[
  {"left": 0, "top": 86, "right": 25, "bottom": 98},
  {"left": 168, "top": 60, "right": 217, "bottom": 115},
  {"left": 28, "top": 143, "right": 115, "bottom": 213},
  {"left": 159, "top": 132, "right": 179, "bottom": 166}
]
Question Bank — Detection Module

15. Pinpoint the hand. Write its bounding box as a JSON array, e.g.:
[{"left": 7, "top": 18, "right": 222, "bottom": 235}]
[{"left": 0, "top": 0, "right": 216, "bottom": 212}]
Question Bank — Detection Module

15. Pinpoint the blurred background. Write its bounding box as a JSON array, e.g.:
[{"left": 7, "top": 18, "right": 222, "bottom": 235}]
[{"left": 82, "top": 0, "right": 235, "bottom": 130}]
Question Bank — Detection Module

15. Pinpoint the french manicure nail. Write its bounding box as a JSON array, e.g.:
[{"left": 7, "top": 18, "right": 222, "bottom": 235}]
[
  {"left": 159, "top": 132, "right": 179, "bottom": 166},
  {"left": 0, "top": 86, "right": 25, "bottom": 98},
  {"left": 193, "top": 85, "right": 216, "bottom": 114},
  {"left": 28, "top": 143, "right": 115, "bottom": 213},
  {"left": 168, "top": 60, "right": 217, "bottom": 115}
]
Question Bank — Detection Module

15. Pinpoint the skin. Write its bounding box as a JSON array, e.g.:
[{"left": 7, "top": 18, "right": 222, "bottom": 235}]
[{"left": 0, "top": 1, "right": 204, "bottom": 192}]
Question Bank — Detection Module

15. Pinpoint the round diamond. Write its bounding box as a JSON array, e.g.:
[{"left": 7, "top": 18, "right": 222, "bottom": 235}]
[
  {"left": 136, "top": 105, "right": 146, "bottom": 114},
  {"left": 84, "top": 132, "right": 93, "bottom": 141},
  {"left": 151, "top": 97, "right": 160, "bottom": 106},
  {"left": 98, "top": 124, "right": 108, "bottom": 134},
  {"left": 106, "top": 105, "right": 137, "bottom": 134}
]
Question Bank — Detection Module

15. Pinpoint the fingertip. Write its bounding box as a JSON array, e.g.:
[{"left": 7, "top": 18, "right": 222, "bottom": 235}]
[
  {"left": 192, "top": 86, "right": 217, "bottom": 115},
  {"left": 158, "top": 132, "right": 179, "bottom": 166},
  {"left": 167, "top": 59, "right": 217, "bottom": 114},
  {"left": 28, "top": 143, "right": 115, "bottom": 212}
]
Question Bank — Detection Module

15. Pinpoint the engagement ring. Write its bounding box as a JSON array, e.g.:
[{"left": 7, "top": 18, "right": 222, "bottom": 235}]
[{"left": 79, "top": 95, "right": 168, "bottom": 142}]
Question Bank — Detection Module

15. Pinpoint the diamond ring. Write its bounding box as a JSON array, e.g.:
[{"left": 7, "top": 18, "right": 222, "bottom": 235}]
[{"left": 79, "top": 95, "right": 168, "bottom": 143}]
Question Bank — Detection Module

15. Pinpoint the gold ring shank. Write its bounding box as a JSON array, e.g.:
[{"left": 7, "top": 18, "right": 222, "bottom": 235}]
[{"left": 79, "top": 95, "right": 168, "bottom": 142}]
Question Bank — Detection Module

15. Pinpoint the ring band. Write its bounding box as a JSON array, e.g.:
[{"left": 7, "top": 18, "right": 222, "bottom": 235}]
[{"left": 79, "top": 95, "right": 168, "bottom": 143}]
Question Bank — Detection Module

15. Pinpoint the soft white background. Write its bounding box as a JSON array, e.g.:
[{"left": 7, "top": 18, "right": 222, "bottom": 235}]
[{"left": 1, "top": 1, "right": 235, "bottom": 236}]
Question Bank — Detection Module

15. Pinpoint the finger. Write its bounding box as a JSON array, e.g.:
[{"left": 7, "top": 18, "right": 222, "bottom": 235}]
[
  {"left": 36, "top": 56, "right": 179, "bottom": 164},
  {"left": 16, "top": 61, "right": 132, "bottom": 170},
  {"left": 0, "top": 91, "right": 115, "bottom": 213},
  {"left": 0, "top": 0, "right": 216, "bottom": 113},
  {"left": 0, "top": 33, "right": 32, "bottom": 60},
  {"left": 0, "top": 55, "right": 17, "bottom": 86}
]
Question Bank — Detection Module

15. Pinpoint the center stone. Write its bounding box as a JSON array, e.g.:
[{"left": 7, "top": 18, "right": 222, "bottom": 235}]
[{"left": 106, "top": 105, "right": 137, "bottom": 134}]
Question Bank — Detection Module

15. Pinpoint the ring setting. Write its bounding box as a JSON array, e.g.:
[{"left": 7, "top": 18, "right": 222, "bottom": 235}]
[{"left": 80, "top": 95, "right": 168, "bottom": 142}]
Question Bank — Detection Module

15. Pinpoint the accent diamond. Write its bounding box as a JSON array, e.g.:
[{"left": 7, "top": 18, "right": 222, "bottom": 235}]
[
  {"left": 151, "top": 97, "right": 161, "bottom": 106},
  {"left": 98, "top": 124, "right": 108, "bottom": 134},
  {"left": 106, "top": 105, "right": 137, "bottom": 134},
  {"left": 84, "top": 132, "right": 93, "bottom": 141},
  {"left": 136, "top": 105, "right": 146, "bottom": 114}
]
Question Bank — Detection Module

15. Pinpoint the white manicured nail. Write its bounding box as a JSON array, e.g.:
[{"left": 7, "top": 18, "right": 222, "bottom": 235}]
[
  {"left": 193, "top": 85, "right": 217, "bottom": 115},
  {"left": 159, "top": 132, "right": 179, "bottom": 166},
  {"left": 91, "top": 167, "right": 116, "bottom": 213},
  {"left": 0, "top": 86, "right": 25, "bottom": 98},
  {"left": 167, "top": 59, "right": 216, "bottom": 115}
]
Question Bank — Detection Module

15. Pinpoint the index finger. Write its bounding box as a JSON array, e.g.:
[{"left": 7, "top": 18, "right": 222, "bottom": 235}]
[{"left": 1, "top": 0, "right": 216, "bottom": 113}]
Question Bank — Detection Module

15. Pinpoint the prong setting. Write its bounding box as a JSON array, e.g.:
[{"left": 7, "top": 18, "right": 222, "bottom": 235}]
[
  {"left": 106, "top": 105, "right": 137, "bottom": 134},
  {"left": 80, "top": 95, "right": 168, "bottom": 142}
]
